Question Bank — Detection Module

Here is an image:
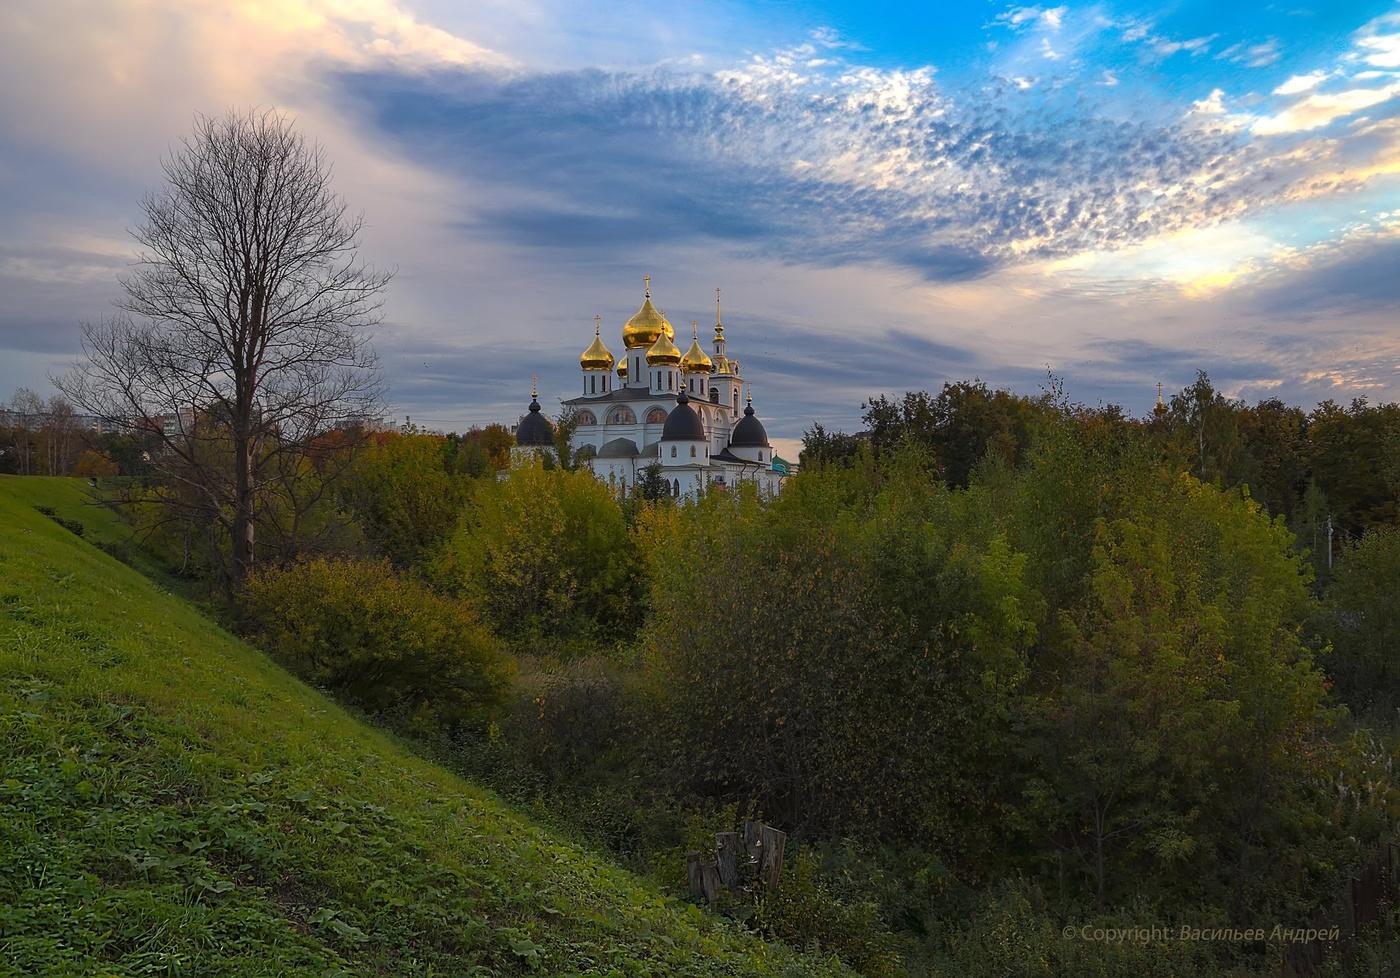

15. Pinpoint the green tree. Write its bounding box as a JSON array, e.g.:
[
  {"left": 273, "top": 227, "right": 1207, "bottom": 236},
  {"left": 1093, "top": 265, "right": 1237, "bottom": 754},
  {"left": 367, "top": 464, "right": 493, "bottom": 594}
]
[
  {"left": 339, "top": 430, "right": 470, "bottom": 566},
  {"left": 434, "top": 464, "right": 642, "bottom": 650},
  {"left": 1318, "top": 526, "right": 1400, "bottom": 715}
]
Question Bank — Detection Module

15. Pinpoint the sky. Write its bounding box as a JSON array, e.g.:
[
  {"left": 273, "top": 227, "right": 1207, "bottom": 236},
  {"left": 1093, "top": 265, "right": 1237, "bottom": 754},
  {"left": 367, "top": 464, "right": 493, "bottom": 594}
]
[{"left": 2, "top": 1, "right": 1399, "bottom": 458}]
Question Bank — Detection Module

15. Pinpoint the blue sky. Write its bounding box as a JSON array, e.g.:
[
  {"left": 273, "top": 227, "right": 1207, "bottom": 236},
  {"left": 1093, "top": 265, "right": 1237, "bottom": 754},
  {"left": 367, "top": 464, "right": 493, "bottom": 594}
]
[{"left": 1, "top": 1, "right": 1398, "bottom": 455}]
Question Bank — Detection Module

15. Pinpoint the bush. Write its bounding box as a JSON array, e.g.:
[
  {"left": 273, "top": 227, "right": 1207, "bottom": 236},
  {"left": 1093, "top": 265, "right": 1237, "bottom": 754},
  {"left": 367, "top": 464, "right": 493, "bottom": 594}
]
[
  {"left": 753, "top": 851, "right": 908, "bottom": 978},
  {"left": 1319, "top": 526, "right": 1400, "bottom": 715},
  {"left": 244, "top": 556, "right": 513, "bottom": 730},
  {"left": 433, "top": 464, "right": 644, "bottom": 651}
]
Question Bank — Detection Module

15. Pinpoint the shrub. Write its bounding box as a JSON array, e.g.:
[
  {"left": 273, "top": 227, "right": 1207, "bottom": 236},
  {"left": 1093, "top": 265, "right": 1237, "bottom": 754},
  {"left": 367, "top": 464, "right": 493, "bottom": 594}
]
[
  {"left": 244, "top": 556, "right": 513, "bottom": 729},
  {"left": 1319, "top": 526, "right": 1400, "bottom": 715},
  {"left": 433, "top": 464, "right": 644, "bottom": 651},
  {"left": 753, "top": 851, "right": 908, "bottom": 978}
]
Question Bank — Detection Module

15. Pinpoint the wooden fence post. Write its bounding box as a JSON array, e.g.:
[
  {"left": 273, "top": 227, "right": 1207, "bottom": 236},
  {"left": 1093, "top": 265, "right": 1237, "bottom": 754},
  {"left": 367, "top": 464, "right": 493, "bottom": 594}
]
[
  {"left": 687, "top": 851, "right": 705, "bottom": 899},
  {"left": 743, "top": 820, "right": 764, "bottom": 866},
  {"left": 716, "top": 832, "right": 742, "bottom": 890},
  {"left": 700, "top": 860, "right": 723, "bottom": 902},
  {"left": 759, "top": 824, "right": 787, "bottom": 890}
]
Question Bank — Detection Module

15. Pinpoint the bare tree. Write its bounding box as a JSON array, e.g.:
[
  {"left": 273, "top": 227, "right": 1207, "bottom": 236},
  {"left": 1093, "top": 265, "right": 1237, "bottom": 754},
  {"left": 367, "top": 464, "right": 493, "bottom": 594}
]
[{"left": 58, "top": 109, "right": 387, "bottom": 585}]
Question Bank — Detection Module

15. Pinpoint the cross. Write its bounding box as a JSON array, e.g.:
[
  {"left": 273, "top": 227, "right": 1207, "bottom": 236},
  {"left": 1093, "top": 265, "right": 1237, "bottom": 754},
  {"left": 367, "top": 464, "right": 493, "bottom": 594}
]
[
  {"left": 644, "top": 274, "right": 651, "bottom": 296},
  {"left": 594, "top": 314, "right": 601, "bottom": 335},
  {"left": 531, "top": 372, "right": 538, "bottom": 399}
]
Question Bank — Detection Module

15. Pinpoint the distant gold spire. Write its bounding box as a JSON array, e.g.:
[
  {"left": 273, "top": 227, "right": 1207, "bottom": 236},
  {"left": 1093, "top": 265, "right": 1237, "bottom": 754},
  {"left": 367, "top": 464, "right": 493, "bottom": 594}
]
[
  {"left": 580, "top": 314, "right": 614, "bottom": 370},
  {"left": 646, "top": 325, "right": 682, "bottom": 366},
  {"left": 714, "top": 286, "right": 724, "bottom": 339},
  {"left": 681, "top": 320, "right": 714, "bottom": 374},
  {"left": 1154, "top": 381, "right": 1167, "bottom": 417}
]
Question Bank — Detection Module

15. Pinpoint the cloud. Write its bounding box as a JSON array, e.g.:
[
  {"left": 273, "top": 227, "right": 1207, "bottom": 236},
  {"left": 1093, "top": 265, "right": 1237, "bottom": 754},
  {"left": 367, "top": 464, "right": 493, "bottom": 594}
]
[
  {"left": 1356, "top": 13, "right": 1400, "bottom": 69},
  {"left": 994, "top": 6, "right": 1068, "bottom": 33},
  {"left": 1217, "top": 38, "right": 1281, "bottom": 68},
  {"left": 1273, "top": 71, "right": 1328, "bottom": 95},
  {"left": 1252, "top": 80, "right": 1400, "bottom": 134}
]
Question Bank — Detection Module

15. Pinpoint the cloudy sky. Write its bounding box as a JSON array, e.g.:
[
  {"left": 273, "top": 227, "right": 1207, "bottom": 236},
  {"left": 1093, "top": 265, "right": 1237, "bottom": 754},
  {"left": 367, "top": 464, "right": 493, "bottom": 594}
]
[{"left": 2, "top": 1, "right": 1398, "bottom": 455}]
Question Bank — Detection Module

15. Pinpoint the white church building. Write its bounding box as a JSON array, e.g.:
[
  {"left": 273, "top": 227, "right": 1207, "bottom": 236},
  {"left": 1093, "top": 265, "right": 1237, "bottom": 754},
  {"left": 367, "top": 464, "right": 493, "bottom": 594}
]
[{"left": 513, "top": 277, "right": 784, "bottom": 498}]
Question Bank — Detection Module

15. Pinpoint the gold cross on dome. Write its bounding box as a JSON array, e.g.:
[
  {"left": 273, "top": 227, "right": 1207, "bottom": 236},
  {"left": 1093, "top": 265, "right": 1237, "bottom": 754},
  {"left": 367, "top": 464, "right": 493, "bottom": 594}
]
[
  {"left": 643, "top": 274, "right": 651, "bottom": 296},
  {"left": 594, "top": 314, "right": 601, "bottom": 335}
]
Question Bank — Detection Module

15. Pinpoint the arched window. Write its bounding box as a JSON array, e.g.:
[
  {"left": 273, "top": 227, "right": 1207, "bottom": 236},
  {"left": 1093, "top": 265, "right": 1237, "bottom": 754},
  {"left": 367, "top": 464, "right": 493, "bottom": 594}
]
[
  {"left": 645, "top": 407, "right": 667, "bottom": 424},
  {"left": 690, "top": 445, "right": 696, "bottom": 458},
  {"left": 589, "top": 375, "right": 596, "bottom": 394},
  {"left": 673, "top": 479, "right": 680, "bottom": 497},
  {"left": 733, "top": 391, "right": 739, "bottom": 410},
  {"left": 608, "top": 406, "right": 635, "bottom": 424},
  {"left": 576, "top": 411, "right": 596, "bottom": 426},
  {"left": 670, "top": 446, "right": 677, "bottom": 458},
  {"left": 709, "top": 388, "right": 719, "bottom": 403}
]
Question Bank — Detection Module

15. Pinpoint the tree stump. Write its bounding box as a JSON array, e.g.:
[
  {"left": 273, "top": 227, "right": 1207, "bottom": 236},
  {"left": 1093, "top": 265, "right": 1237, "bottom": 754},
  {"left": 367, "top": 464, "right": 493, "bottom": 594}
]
[
  {"left": 716, "top": 832, "right": 742, "bottom": 889},
  {"left": 759, "top": 824, "right": 787, "bottom": 889},
  {"left": 686, "top": 851, "right": 705, "bottom": 898},
  {"left": 699, "top": 860, "right": 723, "bottom": 902}
]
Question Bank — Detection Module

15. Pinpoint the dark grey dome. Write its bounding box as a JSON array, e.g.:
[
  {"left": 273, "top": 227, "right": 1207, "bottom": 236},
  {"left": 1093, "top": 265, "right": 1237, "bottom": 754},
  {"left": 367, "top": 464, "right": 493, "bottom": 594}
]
[
  {"left": 515, "top": 396, "right": 554, "bottom": 447},
  {"left": 661, "top": 389, "right": 705, "bottom": 442},
  {"left": 599, "top": 437, "right": 640, "bottom": 458},
  {"left": 729, "top": 399, "right": 769, "bottom": 448}
]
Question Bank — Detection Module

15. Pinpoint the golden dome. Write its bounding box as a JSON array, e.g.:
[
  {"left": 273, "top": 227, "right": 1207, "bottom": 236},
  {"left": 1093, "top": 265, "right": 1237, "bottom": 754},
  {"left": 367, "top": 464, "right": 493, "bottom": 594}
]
[
  {"left": 622, "top": 275, "right": 674, "bottom": 349},
  {"left": 617, "top": 358, "right": 628, "bottom": 379},
  {"left": 646, "top": 327, "right": 682, "bottom": 366},
  {"left": 680, "top": 322, "right": 714, "bottom": 374},
  {"left": 579, "top": 316, "right": 614, "bottom": 371}
]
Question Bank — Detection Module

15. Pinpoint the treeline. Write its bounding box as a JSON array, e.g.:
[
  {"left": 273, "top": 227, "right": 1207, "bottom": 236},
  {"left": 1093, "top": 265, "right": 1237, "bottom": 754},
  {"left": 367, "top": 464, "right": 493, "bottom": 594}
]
[
  {"left": 805, "top": 374, "right": 1400, "bottom": 568},
  {"left": 0, "top": 388, "right": 150, "bottom": 478},
  {"left": 70, "top": 375, "right": 1400, "bottom": 976}
]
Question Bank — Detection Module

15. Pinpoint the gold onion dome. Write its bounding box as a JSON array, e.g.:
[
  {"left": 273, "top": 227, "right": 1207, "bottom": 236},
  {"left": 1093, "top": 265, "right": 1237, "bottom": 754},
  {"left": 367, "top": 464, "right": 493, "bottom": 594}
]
[
  {"left": 580, "top": 315, "right": 614, "bottom": 370},
  {"left": 617, "top": 358, "right": 628, "bottom": 379},
  {"left": 622, "top": 275, "right": 674, "bottom": 349},
  {"left": 646, "top": 327, "right": 682, "bottom": 366},
  {"left": 680, "top": 322, "right": 714, "bottom": 374}
]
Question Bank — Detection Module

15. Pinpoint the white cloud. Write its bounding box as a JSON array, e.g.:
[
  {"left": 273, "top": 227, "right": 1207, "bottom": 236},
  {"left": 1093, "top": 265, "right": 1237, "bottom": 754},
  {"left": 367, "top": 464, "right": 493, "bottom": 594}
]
[
  {"left": 1357, "top": 14, "right": 1400, "bottom": 69},
  {"left": 1217, "top": 38, "right": 1281, "bottom": 68},
  {"left": 1273, "top": 71, "right": 1328, "bottom": 95},
  {"left": 994, "top": 5, "right": 1068, "bottom": 33},
  {"left": 1253, "top": 81, "right": 1400, "bottom": 135},
  {"left": 1100, "top": 69, "right": 1119, "bottom": 87}
]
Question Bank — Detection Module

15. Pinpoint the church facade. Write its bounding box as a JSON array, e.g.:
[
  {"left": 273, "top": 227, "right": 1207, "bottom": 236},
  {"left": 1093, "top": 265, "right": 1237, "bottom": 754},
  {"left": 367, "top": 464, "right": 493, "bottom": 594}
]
[{"left": 513, "top": 278, "right": 783, "bottom": 498}]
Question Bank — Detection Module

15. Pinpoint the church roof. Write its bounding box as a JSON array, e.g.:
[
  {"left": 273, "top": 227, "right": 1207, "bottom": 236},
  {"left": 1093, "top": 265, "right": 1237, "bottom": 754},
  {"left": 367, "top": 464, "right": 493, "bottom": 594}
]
[
  {"left": 661, "top": 389, "right": 705, "bottom": 441},
  {"left": 729, "top": 395, "right": 769, "bottom": 448},
  {"left": 515, "top": 395, "right": 554, "bottom": 447},
  {"left": 598, "top": 437, "right": 640, "bottom": 458}
]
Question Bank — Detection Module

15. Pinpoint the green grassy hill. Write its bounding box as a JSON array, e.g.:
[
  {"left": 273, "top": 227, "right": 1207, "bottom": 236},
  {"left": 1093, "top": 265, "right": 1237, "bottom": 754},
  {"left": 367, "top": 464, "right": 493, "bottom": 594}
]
[{"left": 0, "top": 476, "right": 850, "bottom": 978}]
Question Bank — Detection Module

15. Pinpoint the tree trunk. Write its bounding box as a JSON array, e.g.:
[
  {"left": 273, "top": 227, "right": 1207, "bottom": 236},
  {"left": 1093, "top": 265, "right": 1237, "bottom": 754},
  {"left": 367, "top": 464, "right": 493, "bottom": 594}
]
[{"left": 232, "top": 434, "right": 256, "bottom": 585}]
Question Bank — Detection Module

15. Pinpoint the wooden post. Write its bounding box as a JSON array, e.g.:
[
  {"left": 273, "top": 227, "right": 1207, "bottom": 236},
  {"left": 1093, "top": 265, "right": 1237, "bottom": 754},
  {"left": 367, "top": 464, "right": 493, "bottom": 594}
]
[
  {"left": 759, "top": 824, "right": 787, "bottom": 890},
  {"left": 743, "top": 820, "right": 764, "bottom": 867},
  {"left": 700, "top": 860, "right": 723, "bottom": 902},
  {"left": 716, "top": 832, "right": 742, "bottom": 890},
  {"left": 686, "top": 851, "right": 705, "bottom": 899}
]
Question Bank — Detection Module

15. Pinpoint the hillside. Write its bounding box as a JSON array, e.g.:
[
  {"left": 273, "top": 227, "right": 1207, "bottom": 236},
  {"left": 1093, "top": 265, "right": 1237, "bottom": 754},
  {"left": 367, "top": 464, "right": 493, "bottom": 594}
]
[{"left": 0, "top": 476, "right": 850, "bottom": 977}]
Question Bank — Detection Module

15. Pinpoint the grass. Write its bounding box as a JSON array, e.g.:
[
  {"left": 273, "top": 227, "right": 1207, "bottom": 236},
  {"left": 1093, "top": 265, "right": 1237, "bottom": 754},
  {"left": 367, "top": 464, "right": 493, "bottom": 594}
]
[{"left": 0, "top": 475, "right": 851, "bottom": 978}]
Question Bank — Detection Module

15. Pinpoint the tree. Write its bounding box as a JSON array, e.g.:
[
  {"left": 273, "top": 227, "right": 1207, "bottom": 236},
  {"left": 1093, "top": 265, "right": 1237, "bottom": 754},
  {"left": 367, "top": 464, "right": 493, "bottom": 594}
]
[
  {"left": 338, "top": 430, "right": 470, "bottom": 566},
  {"left": 58, "top": 109, "right": 386, "bottom": 586},
  {"left": 73, "top": 450, "right": 119, "bottom": 478},
  {"left": 6, "top": 388, "right": 44, "bottom": 475},
  {"left": 1318, "top": 526, "right": 1400, "bottom": 715}
]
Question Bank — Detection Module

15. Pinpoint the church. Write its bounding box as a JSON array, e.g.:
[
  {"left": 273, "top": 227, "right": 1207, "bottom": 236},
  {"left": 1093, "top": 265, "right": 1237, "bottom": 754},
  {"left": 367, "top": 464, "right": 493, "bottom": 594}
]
[{"left": 513, "top": 277, "right": 784, "bottom": 498}]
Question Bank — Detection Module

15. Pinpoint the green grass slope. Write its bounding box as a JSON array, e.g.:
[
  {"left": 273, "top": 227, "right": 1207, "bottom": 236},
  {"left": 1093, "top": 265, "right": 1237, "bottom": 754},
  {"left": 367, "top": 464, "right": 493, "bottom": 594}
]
[{"left": 0, "top": 477, "right": 850, "bottom": 978}]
